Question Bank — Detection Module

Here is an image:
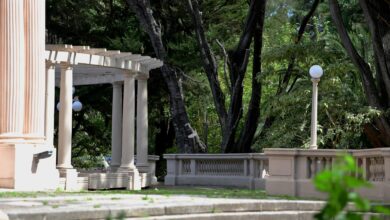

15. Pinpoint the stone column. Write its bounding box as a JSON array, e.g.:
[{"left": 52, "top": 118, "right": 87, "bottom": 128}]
[
  {"left": 111, "top": 82, "right": 123, "bottom": 170},
  {"left": 0, "top": 0, "right": 25, "bottom": 142},
  {"left": 23, "top": 0, "right": 46, "bottom": 142},
  {"left": 118, "top": 73, "right": 140, "bottom": 190},
  {"left": 57, "top": 63, "right": 74, "bottom": 171},
  {"left": 136, "top": 77, "right": 149, "bottom": 173},
  {"left": 119, "top": 74, "right": 136, "bottom": 170},
  {"left": 45, "top": 63, "right": 56, "bottom": 146}
]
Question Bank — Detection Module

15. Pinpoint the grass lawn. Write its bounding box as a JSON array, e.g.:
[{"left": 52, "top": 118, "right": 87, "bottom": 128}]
[{"left": 0, "top": 186, "right": 294, "bottom": 200}]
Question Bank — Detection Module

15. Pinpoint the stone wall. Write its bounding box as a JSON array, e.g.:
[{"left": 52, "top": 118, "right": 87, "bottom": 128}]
[
  {"left": 264, "top": 148, "right": 390, "bottom": 201},
  {"left": 164, "top": 153, "right": 268, "bottom": 189},
  {"left": 164, "top": 148, "right": 390, "bottom": 202}
]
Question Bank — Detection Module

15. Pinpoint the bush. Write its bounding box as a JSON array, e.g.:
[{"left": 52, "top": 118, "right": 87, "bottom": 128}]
[{"left": 314, "top": 155, "right": 390, "bottom": 220}]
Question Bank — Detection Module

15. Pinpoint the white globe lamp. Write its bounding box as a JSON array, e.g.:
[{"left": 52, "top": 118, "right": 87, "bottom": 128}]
[
  {"left": 309, "top": 65, "right": 323, "bottom": 79},
  {"left": 72, "top": 97, "right": 83, "bottom": 112}
]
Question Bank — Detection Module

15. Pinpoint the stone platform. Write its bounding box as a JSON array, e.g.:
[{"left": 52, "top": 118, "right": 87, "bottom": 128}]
[{"left": 0, "top": 194, "right": 326, "bottom": 220}]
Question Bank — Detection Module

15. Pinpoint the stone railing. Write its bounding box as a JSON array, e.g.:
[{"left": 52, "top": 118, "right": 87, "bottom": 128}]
[
  {"left": 164, "top": 153, "right": 268, "bottom": 189},
  {"left": 264, "top": 148, "right": 390, "bottom": 202}
]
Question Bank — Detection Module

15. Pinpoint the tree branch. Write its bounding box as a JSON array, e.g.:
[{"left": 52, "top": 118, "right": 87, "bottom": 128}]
[
  {"left": 329, "top": 0, "right": 381, "bottom": 108},
  {"left": 187, "top": 0, "right": 228, "bottom": 135},
  {"left": 216, "top": 39, "right": 232, "bottom": 94}
]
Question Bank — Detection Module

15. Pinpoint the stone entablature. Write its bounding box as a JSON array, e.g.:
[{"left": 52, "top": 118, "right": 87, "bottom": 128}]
[{"left": 45, "top": 44, "right": 163, "bottom": 86}]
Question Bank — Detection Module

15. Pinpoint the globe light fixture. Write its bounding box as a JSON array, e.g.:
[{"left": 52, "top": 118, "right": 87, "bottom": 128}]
[
  {"left": 72, "top": 96, "right": 83, "bottom": 112},
  {"left": 57, "top": 87, "right": 83, "bottom": 112},
  {"left": 309, "top": 65, "right": 323, "bottom": 79},
  {"left": 309, "top": 65, "right": 323, "bottom": 149}
]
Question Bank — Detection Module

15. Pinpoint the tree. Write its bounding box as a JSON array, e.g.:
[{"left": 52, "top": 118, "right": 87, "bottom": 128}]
[
  {"left": 186, "top": 0, "right": 267, "bottom": 152},
  {"left": 329, "top": 0, "right": 390, "bottom": 147},
  {"left": 257, "top": 0, "right": 320, "bottom": 145},
  {"left": 125, "top": 0, "right": 206, "bottom": 153}
]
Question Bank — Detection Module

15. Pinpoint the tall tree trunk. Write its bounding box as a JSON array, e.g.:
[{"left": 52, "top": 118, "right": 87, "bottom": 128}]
[
  {"left": 126, "top": 0, "right": 206, "bottom": 153},
  {"left": 235, "top": 2, "right": 266, "bottom": 153},
  {"left": 187, "top": 0, "right": 228, "bottom": 143},
  {"left": 188, "top": 0, "right": 266, "bottom": 153},
  {"left": 329, "top": 0, "right": 390, "bottom": 147}
]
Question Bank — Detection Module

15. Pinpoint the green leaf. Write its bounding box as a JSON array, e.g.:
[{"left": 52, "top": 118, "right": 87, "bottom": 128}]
[{"left": 373, "top": 206, "right": 390, "bottom": 215}]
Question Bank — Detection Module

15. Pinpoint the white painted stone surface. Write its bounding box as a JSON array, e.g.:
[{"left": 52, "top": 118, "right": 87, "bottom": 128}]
[
  {"left": 23, "top": 0, "right": 46, "bottom": 142},
  {"left": 0, "top": 144, "right": 59, "bottom": 190},
  {"left": 0, "top": 0, "right": 60, "bottom": 190},
  {"left": 0, "top": 0, "right": 25, "bottom": 141},
  {"left": 57, "top": 64, "right": 74, "bottom": 170},
  {"left": 45, "top": 63, "right": 56, "bottom": 146}
]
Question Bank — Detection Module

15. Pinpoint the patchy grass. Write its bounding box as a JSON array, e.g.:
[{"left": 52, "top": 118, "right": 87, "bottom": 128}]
[
  {"left": 85, "top": 186, "right": 288, "bottom": 200},
  {"left": 0, "top": 186, "right": 296, "bottom": 200}
]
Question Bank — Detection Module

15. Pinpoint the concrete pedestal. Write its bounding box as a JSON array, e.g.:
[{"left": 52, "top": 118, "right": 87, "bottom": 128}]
[
  {"left": 58, "top": 168, "right": 79, "bottom": 191},
  {"left": 0, "top": 144, "right": 59, "bottom": 190},
  {"left": 117, "top": 168, "right": 141, "bottom": 190}
]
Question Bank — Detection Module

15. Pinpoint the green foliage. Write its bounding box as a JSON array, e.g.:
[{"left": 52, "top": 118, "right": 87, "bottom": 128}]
[
  {"left": 314, "top": 155, "right": 390, "bottom": 220},
  {"left": 47, "top": 0, "right": 385, "bottom": 159}
]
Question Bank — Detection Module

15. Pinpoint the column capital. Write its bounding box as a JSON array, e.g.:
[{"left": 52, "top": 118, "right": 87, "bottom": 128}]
[
  {"left": 46, "top": 61, "right": 55, "bottom": 69},
  {"left": 135, "top": 72, "right": 149, "bottom": 80},
  {"left": 123, "top": 72, "right": 135, "bottom": 78},
  {"left": 59, "top": 62, "right": 73, "bottom": 70},
  {"left": 112, "top": 81, "right": 124, "bottom": 86}
]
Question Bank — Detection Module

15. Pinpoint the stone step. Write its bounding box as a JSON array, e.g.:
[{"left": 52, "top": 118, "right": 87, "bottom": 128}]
[
  {"left": 127, "top": 211, "right": 318, "bottom": 220},
  {"left": 0, "top": 194, "right": 325, "bottom": 220}
]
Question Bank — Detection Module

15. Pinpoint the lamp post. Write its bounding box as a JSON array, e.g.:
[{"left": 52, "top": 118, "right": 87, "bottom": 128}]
[{"left": 309, "top": 65, "right": 323, "bottom": 149}]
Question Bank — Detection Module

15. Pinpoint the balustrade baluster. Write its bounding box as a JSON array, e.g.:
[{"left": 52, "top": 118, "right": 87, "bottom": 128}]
[{"left": 309, "top": 157, "right": 316, "bottom": 178}]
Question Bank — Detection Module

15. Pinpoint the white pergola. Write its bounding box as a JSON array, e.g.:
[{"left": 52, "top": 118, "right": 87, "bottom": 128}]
[{"left": 45, "top": 44, "right": 163, "bottom": 189}]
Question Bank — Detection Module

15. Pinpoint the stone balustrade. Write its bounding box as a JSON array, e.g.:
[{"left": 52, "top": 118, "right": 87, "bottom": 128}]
[
  {"left": 264, "top": 148, "right": 390, "bottom": 202},
  {"left": 164, "top": 153, "right": 268, "bottom": 189},
  {"left": 164, "top": 148, "right": 390, "bottom": 201}
]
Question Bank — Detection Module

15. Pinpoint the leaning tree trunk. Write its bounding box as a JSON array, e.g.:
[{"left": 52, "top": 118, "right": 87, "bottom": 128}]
[
  {"left": 126, "top": 0, "right": 206, "bottom": 153},
  {"left": 188, "top": 0, "right": 266, "bottom": 153},
  {"left": 329, "top": 0, "right": 390, "bottom": 147}
]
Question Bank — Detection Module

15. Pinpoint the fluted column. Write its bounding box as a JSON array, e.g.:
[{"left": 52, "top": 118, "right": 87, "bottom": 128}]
[
  {"left": 111, "top": 82, "right": 123, "bottom": 170},
  {"left": 119, "top": 74, "right": 136, "bottom": 170},
  {"left": 45, "top": 62, "right": 56, "bottom": 146},
  {"left": 136, "top": 77, "right": 149, "bottom": 172},
  {"left": 57, "top": 63, "right": 73, "bottom": 170},
  {"left": 0, "top": 0, "right": 25, "bottom": 141},
  {"left": 23, "top": 0, "right": 46, "bottom": 142}
]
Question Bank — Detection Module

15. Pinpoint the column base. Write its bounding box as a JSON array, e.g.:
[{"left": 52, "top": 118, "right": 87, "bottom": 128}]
[
  {"left": 108, "top": 164, "right": 120, "bottom": 173},
  {"left": 136, "top": 163, "right": 149, "bottom": 173},
  {"left": 0, "top": 143, "right": 59, "bottom": 190},
  {"left": 117, "top": 166, "right": 141, "bottom": 190},
  {"left": 58, "top": 168, "right": 79, "bottom": 191}
]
